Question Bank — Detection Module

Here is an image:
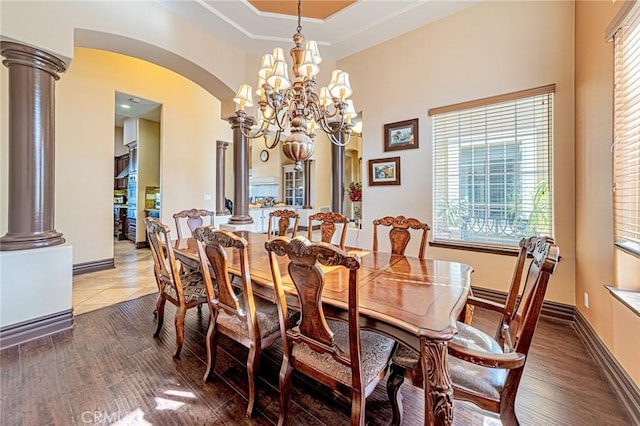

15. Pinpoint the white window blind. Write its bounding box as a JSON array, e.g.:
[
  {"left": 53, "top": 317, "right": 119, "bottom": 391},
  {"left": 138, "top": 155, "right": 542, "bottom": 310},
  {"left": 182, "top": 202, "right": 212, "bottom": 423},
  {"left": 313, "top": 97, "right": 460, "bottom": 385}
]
[
  {"left": 429, "top": 86, "right": 555, "bottom": 249},
  {"left": 614, "top": 2, "right": 640, "bottom": 256}
]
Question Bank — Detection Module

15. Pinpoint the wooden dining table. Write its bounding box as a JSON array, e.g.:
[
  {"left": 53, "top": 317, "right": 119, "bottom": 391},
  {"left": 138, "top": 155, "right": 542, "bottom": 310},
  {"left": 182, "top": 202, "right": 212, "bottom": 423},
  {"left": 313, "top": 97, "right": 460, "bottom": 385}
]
[{"left": 171, "top": 231, "right": 473, "bottom": 426}]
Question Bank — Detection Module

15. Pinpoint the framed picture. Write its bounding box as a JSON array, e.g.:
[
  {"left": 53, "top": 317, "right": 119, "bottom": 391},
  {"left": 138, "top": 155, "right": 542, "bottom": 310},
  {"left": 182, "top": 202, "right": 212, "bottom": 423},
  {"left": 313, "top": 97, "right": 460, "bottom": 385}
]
[
  {"left": 368, "top": 157, "right": 401, "bottom": 186},
  {"left": 384, "top": 118, "right": 419, "bottom": 152}
]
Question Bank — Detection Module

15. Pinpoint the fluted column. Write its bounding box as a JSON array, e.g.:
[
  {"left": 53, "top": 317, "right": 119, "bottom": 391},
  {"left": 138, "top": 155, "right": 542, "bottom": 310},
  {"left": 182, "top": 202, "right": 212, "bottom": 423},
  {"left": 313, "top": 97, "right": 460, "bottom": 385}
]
[
  {"left": 302, "top": 159, "right": 313, "bottom": 209},
  {"left": 1, "top": 42, "right": 67, "bottom": 251},
  {"left": 227, "top": 113, "right": 253, "bottom": 224},
  {"left": 215, "top": 140, "right": 229, "bottom": 215}
]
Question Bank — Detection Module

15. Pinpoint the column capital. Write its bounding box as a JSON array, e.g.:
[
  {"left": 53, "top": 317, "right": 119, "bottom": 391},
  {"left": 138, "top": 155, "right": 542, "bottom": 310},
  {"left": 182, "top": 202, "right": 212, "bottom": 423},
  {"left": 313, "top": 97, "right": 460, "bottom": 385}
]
[
  {"left": 227, "top": 111, "right": 255, "bottom": 129},
  {"left": 1, "top": 41, "right": 66, "bottom": 79},
  {"left": 216, "top": 140, "right": 230, "bottom": 149}
]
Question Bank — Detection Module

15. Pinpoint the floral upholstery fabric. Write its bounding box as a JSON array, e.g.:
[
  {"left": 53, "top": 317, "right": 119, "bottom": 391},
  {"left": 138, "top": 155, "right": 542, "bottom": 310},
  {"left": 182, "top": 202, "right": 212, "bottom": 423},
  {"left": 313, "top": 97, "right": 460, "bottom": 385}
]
[
  {"left": 292, "top": 320, "right": 394, "bottom": 387},
  {"left": 216, "top": 297, "right": 282, "bottom": 338},
  {"left": 392, "top": 321, "right": 507, "bottom": 401},
  {"left": 161, "top": 270, "right": 208, "bottom": 304}
]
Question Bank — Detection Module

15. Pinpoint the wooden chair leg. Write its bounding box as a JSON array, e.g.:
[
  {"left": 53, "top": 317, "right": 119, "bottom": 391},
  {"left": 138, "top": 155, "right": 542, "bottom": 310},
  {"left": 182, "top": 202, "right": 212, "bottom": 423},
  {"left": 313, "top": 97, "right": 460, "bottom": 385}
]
[
  {"left": 153, "top": 295, "right": 167, "bottom": 337},
  {"left": 203, "top": 314, "right": 219, "bottom": 382},
  {"left": 173, "top": 306, "right": 186, "bottom": 359},
  {"left": 245, "top": 343, "right": 262, "bottom": 418},
  {"left": 387, "top": 363, "right": 406, "bottom": 426},
  {"left": 277, "top": 356, "right": 294, "bottom": 426},
  {"left": 351, "top": 388, "right": 365, "bottom": 426},
  {"left": 500, "top": 392, "right": 520, "bottom": 426}
]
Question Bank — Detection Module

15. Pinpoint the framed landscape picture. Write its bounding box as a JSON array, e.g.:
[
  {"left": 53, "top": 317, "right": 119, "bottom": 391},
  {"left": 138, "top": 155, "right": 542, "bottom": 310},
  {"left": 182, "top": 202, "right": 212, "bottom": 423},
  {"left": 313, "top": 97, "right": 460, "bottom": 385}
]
[
  {"left": 384, "top": 118, "right": 419, "bottom": 152},
  {"left": 368, "top": 157, "right": 401, "bottom": 186}
]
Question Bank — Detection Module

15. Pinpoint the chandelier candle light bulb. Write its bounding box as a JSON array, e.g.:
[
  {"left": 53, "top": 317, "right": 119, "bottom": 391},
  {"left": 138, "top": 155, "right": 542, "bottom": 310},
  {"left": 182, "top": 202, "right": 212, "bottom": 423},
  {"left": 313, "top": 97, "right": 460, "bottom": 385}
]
[{"left": 231, "top": 0, "right": 356, "bottom": 170}]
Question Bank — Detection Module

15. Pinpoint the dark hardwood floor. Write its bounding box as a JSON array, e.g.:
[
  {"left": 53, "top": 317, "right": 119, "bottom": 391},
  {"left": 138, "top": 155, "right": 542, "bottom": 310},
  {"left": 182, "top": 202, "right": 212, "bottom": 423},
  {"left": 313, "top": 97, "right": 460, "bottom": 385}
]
[{"left": 0, "top": 293, "right": 632, "bottom": 426}]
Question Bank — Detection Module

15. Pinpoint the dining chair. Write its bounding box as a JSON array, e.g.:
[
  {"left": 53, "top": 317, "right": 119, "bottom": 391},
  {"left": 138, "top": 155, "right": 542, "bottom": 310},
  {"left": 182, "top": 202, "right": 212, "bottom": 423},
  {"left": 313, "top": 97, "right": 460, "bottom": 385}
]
[
  {"left": 267, "top": 209, "right": 300, "bottom": 239},
  {"left": 193, "top": 226, "right": 283, "bottom": 418},
  {"left": 372, "top": 215, "right": 430, "bottom": 259},
  {"left": 265, "top": 236, "right": 395, "bottom": 426},
  {"left": 173, "top": 208, "right": 215, "bottom": 239},
  {"left": 307, "top": 211, "right": 349, "bottom": 249},
  {"left": 387, "top": 236, "right": 560, "bottom": 426},
  {"left": 144, "top": 217, "right": 208, "bottom": 359}
]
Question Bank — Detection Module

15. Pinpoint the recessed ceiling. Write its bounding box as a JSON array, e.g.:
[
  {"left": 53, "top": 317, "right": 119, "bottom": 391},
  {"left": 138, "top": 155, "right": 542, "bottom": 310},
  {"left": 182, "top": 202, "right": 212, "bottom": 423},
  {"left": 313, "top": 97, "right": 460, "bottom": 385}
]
[
  {"left": 247, "top": 0, "right": 356, "bottom": 20},
  {"left": 114, "top": 92, "right": 162, "bottom": 127},
  {"left": 156, "top": 0, "right": 481, "bottom": 60}
]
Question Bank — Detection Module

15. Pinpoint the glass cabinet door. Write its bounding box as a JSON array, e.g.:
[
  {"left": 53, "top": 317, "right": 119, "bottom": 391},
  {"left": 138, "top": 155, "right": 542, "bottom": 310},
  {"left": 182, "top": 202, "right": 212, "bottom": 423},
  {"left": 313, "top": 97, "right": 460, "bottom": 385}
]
[{"left": 283, "top": 165, "right": 304, "bottom": 207}]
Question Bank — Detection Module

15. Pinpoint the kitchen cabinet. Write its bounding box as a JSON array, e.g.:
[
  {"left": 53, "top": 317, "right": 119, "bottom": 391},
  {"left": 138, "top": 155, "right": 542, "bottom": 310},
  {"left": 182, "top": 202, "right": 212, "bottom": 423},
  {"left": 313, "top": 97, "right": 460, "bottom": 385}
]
[
  {"left": 123, "top": 118, "right": 159, "bottom": 246},
  {"left": 249, "top": 207, "right": 277, "bottom": 233},
  {"left": 123, "top": 117, "right": 137, "bottom": 146},
  {"left": 283, "top": 165, "right": 304, "bottom": 207},
  {"left": 114, "top": 153, "right": 129, "bottom": 190},
  {"left": 114, "top": 206, "right": 128, "bottom": 240}
]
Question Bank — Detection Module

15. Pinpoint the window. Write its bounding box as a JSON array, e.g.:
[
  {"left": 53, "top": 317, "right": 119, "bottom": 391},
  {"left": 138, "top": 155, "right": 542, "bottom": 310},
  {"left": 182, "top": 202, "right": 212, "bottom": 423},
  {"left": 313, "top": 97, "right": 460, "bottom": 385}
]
[
  {"left": 430, "top": 85, "right": 555, "bottom": 250},
  {"left": 612, "top": 2, "right": 640, "bottom": 256}
]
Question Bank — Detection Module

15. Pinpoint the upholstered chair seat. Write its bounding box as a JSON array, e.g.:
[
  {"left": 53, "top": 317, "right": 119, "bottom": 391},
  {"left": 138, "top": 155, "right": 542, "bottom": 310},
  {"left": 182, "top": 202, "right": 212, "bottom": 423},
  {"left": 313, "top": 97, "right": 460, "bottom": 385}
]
[
  {"left": 392, "top": 321, "right": 507, "bottom": 401},
  {"left": 216, "top": 296, "right": 282, "bottom": 339},
  {"left": 160, "top": 270, "right": 208, "bottom": 304},
  {"left": 292, "top": 320, "right": 395, "bottom": 386}
]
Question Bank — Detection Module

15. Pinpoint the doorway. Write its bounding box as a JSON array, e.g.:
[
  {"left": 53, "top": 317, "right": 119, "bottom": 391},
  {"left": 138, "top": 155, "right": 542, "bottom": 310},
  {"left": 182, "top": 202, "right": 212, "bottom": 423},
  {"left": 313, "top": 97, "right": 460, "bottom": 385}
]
[{"left": 113, "top": 92, "right": 162, "bottom": 258}]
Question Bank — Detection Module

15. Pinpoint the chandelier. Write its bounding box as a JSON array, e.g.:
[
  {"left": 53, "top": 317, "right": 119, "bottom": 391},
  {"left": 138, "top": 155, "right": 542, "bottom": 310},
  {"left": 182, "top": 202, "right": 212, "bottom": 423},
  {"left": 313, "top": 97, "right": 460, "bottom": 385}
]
[{"left": 232, "top": 0, "right": 357, "bottom": 171}]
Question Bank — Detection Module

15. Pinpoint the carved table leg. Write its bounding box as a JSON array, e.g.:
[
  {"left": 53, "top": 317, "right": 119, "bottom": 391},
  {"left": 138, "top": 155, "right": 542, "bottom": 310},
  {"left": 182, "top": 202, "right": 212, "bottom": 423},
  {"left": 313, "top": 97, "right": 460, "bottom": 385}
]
[{"left": 421, "top": 338, "right": 454, "bottom": 426}]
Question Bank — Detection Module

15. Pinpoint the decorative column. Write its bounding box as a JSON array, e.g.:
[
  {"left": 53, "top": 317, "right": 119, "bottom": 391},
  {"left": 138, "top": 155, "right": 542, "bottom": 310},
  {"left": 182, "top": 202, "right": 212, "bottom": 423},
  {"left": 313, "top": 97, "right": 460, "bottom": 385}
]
[
  {"left": 302, "top": 159, "right": 313, "bottom": 209},
  {"left": 215, "top": 140, "right": 229, "bottom": 215},
  {"left": 227, "top": 113, "right": 254, "bottom": 224},
  {"left": 1, "top": 42, "right": 67, "bottom": 251},
  {"left": 330, "top": 124, "right": 346, "bottom": 215}
]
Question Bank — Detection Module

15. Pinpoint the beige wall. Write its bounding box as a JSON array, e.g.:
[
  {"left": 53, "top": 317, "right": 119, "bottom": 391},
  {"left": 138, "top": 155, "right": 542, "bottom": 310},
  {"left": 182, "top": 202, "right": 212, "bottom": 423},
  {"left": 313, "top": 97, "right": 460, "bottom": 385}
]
[
  {"left": 338, "top": 0, "right": 576, "bottom": 304},
  {"left": 0, "top": 1, "right": 242, "bottom": 101},
  {"left": 575, "top": 0, "right": 640, "bottom": 386},
  {"left": 21, "top": 47, "right": 231, "bottom": 264}
]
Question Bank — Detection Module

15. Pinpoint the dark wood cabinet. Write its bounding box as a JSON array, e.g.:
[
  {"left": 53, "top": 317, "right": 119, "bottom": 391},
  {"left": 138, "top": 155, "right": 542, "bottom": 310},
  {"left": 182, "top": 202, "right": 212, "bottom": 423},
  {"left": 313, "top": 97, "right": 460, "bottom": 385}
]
[
  {"left": 114, "top": 207, "right": 128, "bottom": 240},
  {"left": 114, "top": 154, "right": 130, "bottom": 190}
]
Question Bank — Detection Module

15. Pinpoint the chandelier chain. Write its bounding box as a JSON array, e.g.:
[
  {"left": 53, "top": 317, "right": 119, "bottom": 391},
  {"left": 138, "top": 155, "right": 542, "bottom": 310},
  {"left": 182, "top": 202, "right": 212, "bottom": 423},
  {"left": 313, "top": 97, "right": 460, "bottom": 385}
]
[{"left": 296, "top": 0, "right": 302, "bottom": 34}]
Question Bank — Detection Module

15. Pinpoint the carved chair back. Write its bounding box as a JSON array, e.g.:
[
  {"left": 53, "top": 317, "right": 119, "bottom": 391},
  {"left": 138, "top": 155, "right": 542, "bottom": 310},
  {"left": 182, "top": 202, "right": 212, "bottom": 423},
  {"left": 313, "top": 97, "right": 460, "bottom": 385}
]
[
  {"left": 193, "top": 227, "right": 249, "bottom": 326},
  {"left": 372, "top": 216, "right": 430, "bottom": 259},
  {"left": 193, "top": 226, "right": 282, "bottom": 417},
  {"left": 267, "top": 236, "right": 394, "bottom": 425},
  {"left": 267, "top": 209, "right": 300, "bottom": 239},
  {"left": 307, "top": 211, "right": 349, "bottom": 249},
  {"left": 144, "top": 217, "right": 185, "bottom": 302},
  {"left": 502, "top": 236, "right": 558, "bottom": 355},
  {"left": 387, "top": 236, "right": 560, "bottom": 426},
  {"left": 173, "top": 208, "right": 215, "bottom": 239}
]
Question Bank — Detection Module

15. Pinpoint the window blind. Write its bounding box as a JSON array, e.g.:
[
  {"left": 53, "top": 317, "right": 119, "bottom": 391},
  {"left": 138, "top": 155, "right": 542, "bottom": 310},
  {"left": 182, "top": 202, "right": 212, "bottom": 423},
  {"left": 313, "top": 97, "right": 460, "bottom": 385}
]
[
  {"left": 614, "top": 3, "right": 640, "bottom": 256},
  {"left": 430, "top": 86, "right": 555, "bottom": 249}
]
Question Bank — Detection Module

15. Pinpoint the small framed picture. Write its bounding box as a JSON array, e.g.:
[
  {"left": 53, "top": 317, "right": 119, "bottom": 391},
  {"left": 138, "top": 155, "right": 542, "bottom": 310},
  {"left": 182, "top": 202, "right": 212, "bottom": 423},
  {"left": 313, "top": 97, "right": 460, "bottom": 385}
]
[
  {"left": 384, "top": 118, "right": 419, "bottom": 152},
  {"left": 368, "top": 157, "right": 401, "bottom": 186}
]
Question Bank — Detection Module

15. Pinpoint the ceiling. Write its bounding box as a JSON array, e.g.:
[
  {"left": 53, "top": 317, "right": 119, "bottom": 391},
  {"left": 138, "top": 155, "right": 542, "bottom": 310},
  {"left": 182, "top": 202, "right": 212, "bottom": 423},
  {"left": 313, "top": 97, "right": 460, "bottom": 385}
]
[
  {"left": 247, "top": 0, "right": 357, "bottom": 20},
  {"left": 114, "top": 92, "right": 162, "bottom": 127},
  {"left": 115, "top": 1, "right": 479, "bottom": 124},
  {"left": 156, "top": 0, "right": 481, "bottom": 60}
]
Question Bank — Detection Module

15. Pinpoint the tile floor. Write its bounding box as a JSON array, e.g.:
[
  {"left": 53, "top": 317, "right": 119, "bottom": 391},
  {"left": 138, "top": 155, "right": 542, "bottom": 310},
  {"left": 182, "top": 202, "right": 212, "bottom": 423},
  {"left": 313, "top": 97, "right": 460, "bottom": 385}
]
[{"left": 72, "top": 240, "right": 158, "bottom": 315}]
